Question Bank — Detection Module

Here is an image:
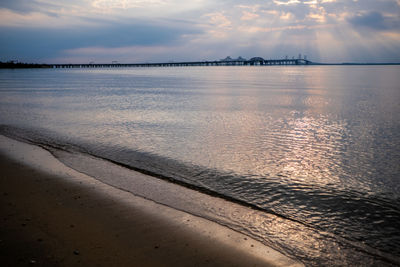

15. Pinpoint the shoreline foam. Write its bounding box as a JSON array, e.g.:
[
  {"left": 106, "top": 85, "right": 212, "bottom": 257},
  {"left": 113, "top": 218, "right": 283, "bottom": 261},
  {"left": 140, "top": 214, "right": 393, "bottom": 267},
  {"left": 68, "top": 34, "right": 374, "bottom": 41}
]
[{"left": 0, "top": 134, "right": 302, "bottom": 266}]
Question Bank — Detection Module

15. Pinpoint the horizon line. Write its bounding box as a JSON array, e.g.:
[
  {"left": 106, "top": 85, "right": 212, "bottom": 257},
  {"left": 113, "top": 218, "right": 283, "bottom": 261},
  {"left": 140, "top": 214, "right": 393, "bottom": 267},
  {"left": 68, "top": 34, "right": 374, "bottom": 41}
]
[{"left": 1, "top": 59, "right": 400, "bottom": 68}]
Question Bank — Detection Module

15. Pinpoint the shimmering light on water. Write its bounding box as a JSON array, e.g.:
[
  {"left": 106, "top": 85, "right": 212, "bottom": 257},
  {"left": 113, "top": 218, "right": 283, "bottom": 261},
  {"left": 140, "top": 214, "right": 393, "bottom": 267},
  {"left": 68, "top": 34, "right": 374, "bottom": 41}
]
[{"left": 0, "top": 66, "right": 399, "bottom": 265}]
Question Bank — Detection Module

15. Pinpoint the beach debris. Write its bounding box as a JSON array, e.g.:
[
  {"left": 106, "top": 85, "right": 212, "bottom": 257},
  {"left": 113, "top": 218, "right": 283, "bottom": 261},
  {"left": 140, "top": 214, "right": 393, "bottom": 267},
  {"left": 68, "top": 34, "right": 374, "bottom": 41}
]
[{"left": 29, "top": 259, "right": 36, "bottom": 265}]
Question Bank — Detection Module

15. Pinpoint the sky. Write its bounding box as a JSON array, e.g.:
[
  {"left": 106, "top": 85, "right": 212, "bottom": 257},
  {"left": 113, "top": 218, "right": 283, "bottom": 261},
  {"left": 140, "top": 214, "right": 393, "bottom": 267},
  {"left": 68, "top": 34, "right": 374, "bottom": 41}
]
[{"left": 0, "top": 0, "right": 399, "bottom": 63}]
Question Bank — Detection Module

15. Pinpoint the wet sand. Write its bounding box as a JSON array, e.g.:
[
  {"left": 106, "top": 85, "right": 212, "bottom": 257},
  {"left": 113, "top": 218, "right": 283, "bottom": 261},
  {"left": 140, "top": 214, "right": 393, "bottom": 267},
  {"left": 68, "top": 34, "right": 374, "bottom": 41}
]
[{"left": 0, "top": 135, "right": 302, "bottom": 266}]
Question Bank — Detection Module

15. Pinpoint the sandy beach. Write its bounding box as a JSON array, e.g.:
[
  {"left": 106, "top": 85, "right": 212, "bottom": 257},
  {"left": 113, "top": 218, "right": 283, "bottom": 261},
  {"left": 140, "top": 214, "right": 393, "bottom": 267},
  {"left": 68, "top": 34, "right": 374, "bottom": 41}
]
[{"left": 0, "top": 135, "right": 302, "bottom": 266}]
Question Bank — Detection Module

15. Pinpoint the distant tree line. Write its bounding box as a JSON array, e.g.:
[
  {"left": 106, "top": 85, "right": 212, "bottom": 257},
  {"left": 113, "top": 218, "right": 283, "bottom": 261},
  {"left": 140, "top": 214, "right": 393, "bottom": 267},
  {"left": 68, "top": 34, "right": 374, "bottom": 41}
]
[{"left": 0, "top": 61, "right": 52, "bottom": 69}]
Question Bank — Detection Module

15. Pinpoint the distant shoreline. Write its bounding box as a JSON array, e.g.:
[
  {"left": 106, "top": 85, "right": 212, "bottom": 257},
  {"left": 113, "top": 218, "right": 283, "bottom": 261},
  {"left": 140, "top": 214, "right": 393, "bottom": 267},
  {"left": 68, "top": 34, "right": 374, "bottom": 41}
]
[
  {"left": 1, "top": 60, "right": 399, "bottom": 69},
  {"left": 0, "top": 62, "right": 52, "bottom": 69}
]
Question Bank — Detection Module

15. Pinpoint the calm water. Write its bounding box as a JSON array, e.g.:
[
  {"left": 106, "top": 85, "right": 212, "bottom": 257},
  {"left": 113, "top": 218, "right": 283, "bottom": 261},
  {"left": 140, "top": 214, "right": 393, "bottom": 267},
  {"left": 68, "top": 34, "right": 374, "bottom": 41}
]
[{"left": 0, "top": 66, "right": 399, "bottom": 265}]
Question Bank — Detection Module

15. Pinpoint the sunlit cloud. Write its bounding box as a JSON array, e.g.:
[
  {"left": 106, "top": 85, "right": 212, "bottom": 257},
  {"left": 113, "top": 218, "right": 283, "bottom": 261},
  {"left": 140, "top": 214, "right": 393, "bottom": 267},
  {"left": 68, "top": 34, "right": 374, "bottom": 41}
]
[
  {"left": 92, "top": 0, "right": 167, "bottom": 10},
  {"left": 204, "top": 12, "right": 232, "bottom": 28},
  {"left": 235, "top": 4, "right": 260, "bottom": 12},
  {"left": 202, "top": 12, "right": 232, "bottom": 38},
  {"left": 280, "top": 12, "right": 295, "bottom": 20},
  {"left": 274, "top": 0, "right": 301, "bottom": 6},
  {"left": 241, "top": 11, "right": 259, "bottom": 21},
  {"left": 303, "top": 0, "right": 318, "bottom": 5},
  {"left": 307, "top": 7, "right": 327, "bottom": 23}
]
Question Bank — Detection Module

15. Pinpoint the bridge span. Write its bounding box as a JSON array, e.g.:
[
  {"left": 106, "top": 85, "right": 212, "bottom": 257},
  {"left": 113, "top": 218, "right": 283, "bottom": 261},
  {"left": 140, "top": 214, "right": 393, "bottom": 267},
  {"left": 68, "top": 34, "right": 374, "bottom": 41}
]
[{"left": 53, "top": 58, "right": 312, "bottom": 68}]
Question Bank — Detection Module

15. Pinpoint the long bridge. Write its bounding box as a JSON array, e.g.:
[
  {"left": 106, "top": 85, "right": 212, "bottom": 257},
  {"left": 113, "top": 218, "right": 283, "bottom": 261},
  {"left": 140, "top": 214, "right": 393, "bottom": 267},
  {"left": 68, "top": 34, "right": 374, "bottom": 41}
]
[{"left": 52, "top": 58, "right": 312, "bottom": 68}]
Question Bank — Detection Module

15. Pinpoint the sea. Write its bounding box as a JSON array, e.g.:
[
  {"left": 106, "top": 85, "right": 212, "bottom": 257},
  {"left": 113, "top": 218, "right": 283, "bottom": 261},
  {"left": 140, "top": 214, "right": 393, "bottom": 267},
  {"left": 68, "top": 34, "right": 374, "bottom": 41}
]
[{"left": 0, "top": 65, "right": 399, "bottom": 266}]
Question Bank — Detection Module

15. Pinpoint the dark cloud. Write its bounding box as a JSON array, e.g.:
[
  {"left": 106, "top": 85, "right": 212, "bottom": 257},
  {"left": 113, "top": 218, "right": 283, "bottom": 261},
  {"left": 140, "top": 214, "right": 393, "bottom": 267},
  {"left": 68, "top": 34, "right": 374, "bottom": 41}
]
[
  {"left": 0, "top": 0, "right": 76, "bottom": 17},
  {"left": 0, "top": 0, "right": 38, "bottom": 13},
  {"left": 348, "top": 11, "right": 386, "bottom": 30},
  {"left": 0, "top": 0, "right": 63, "bottom": 13},
  {"left": 0, "top": 22, "right": 201, "bottom": 61},
  {"left": 347, "top": 11, "right": 400, "bottom": 30}
]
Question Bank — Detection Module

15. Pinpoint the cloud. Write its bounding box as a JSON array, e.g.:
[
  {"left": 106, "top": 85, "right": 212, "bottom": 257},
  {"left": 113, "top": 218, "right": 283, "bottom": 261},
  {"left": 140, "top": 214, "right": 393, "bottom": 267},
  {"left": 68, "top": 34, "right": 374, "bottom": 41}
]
[
  {"left": 202, "top": 12, "right": 232, "bottom": 38},
  {"left": 204, "top": 12, "right": 232, "bottom": 28},
  {"left": 0, "top": 20, "right": 201, "bottom": 62},
  {"left": 241, "top": 11, "right": 259, "bottom": 21},
  {"left": 347, "top": 11, "right": 400, "bottom": 30},
  {"left": 0, "top": 0, "right": 400, "bottom": 63},
  {"left": 0, "top": 0, "right": 81, "bottom": 16},
  {"left": 92, "top": 0, "right": 167, "bottom": 10},
  {"left": 0, "top": 0, "right": 39, "bottom": 13},
  {"left": 280, "top": 12, "right": 294, "bottom": 20},
  {"left": 274, "top": 0, "right": 301, "bottom": 6}
]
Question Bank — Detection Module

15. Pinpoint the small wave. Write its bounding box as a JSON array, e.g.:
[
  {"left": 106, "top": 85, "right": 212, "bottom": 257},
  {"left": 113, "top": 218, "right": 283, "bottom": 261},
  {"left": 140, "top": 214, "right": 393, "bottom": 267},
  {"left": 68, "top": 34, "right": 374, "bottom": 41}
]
[{"left": 1, "top": 124, "right": 400, "bottom": 266}]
